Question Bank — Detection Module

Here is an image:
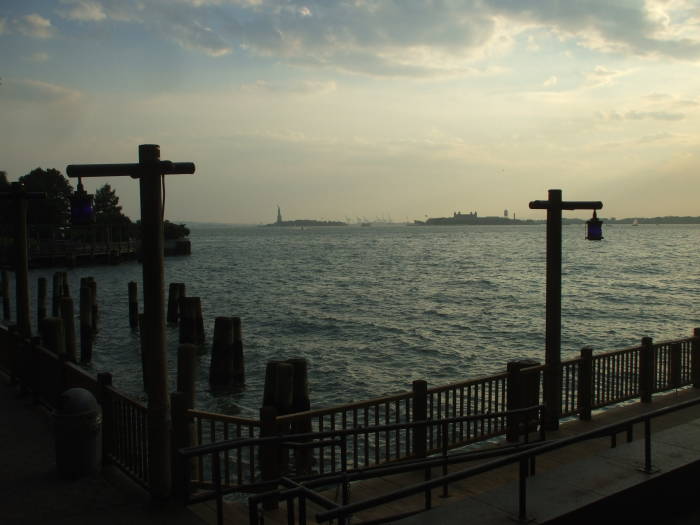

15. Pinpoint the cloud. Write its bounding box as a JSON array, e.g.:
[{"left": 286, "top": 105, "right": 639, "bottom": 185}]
[
  {"left": 58, "top": 0, "right": 108, "bottom": 22},
  {"left": 28, "top": 52, "right": 50, "bottom": 62},
  {"left": 597, "top": 109, "right": 685, "bottom": 121},
  {"left": 585, "top": 65, "right": 628, "bottom": 87},
  {"left": 240, "top": 79, "right": 337, "bottom": 95},
  {"left": 15, "top": 14, "right": 53, "bottom": 39},
  {"left": 3, "top": 78, "right": 82, "bottom": 103},
  {"left": 543, "top": 75, "right": 557, "bottom": 87}
]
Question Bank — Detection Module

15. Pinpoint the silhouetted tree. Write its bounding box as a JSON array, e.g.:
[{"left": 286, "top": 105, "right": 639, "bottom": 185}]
[
  {"left": 94, "top": 183, "right": 131, "bottom": 225},
  {"left": 164, "top": 220, "right": 190, "bottom": 240},
  {"left": 0, "top": 171, "right": 9, "bottom": 190},
  {"left": 19, "top": 168, "right": 73, "bottom": 227}
]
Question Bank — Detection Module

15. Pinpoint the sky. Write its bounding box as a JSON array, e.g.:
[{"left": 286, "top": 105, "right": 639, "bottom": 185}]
[{"left": 2, "top": 1, "right": 700, "bottom": 224}]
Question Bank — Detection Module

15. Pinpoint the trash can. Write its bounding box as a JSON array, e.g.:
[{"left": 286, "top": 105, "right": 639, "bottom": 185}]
[{"left": 53, "top": 387, "right": 102, "bottom": 479}]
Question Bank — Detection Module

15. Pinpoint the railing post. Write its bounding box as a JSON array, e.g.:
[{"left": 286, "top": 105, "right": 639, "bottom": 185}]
[
  {"left": 259, "top": 405, "right": 279, "bottom": 510},
  {"left": 507, "top": 359, "right": 540, "bottom": 442},
  {"left": 639, "top": 337, "right": 654, "bottom": 403},
  {"left": 97, "top": 372, "right": 113, "bottom": 465},
  {"left": 692, "top": 328, "right": 700, "bottom": 388},
  {"left": 412, "top": 380, "right": 427, "bottom": 459},
  {"left": 578, "top": 347, "right": 593, "bottom": 421},
  {"left": 670, "top": 342, "right": 682, "bottom": 389}
]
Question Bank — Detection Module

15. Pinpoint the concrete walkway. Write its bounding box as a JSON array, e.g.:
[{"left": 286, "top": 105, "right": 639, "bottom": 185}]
[{"left": 0, "top": 374, "right": 207, "bottom": 525}]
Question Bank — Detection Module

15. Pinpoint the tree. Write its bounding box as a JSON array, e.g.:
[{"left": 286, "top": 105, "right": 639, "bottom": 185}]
[
  {"left": 94, "top": 183, "right": 130, "bottom": 225},
  {"left": 0, "top": 171, "right": 9, "bottom": 190},
  {"left": 163, "top": 220, "right": 190, "bottom": 240},
  {"left": 19, "top": 168, "right": 73, "bottom": 227}
]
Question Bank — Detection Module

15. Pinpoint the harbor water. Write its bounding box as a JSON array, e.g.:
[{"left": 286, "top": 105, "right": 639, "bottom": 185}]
[{"left": 18, "top": 223, "right": 700, "bottom": 417}]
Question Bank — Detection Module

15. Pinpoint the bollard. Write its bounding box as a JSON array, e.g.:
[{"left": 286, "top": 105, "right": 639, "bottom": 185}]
[
  {"left": 128, "top": 281, "right": 139, "bottom": 330},
  {"left": 209, "top": 317, "right": 235, "bottom": 390},
  {"left": 177, "top": 344, "right": 198, "bottom": 410},
  {"left": 59, "top": 297, "right": 76, "bottom": 363},
  {"left": 167, "top": 283, "right": 185, "bottom": 325},
  {"left": 79, "top": 284, "right": 93, "bottom": 363},
  {"left": 232, "top": 317, "right": 245, "bottom": 386},
  {"left": 40, "top": 317, "right": 65, "bottom": 356},
  {"left": 179, "top": 297, "right": 204, "bottom": 346},
  {"left": 1, "top": 269, "right": 10, "bottom": 321},
  {"left": 52, "top": 272, "right": 63, "bottom": 317},
  {"left": 37, "top": 277, "right": 47, "bottom": 326}
]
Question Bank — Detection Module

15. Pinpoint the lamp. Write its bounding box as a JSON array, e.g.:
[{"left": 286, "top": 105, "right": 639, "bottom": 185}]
[{"left": 586, "top": 210, "right": 603, "bottom": 240}]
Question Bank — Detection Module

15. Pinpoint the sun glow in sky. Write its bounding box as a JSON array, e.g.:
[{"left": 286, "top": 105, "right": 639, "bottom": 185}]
[{"left": 2, "top": 1, "right": 700, "bottom": 223}]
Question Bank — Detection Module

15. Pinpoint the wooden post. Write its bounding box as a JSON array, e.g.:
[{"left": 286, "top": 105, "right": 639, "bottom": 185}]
[
  {"left": 52, "top": 272, "right": 63, "bottom": 317},
  {"left": 232, "top": 317, "right": 245, "bottom": 386},
  {"left": 139, "top": 313, "right": 149, "bottom": 391},
  {"left": 12, "top": 185, "right": 32, "bottom": 339},
  {"left": 97, "top": 372, "right": 113, "bottom": 463},
  {"left": 167, "top": 283, "right": 185, "bottom": 325},
  {"left": 692, "top": 328, "right": 700, "bottom": 388},
  {"left": 639, "top": 336, "right": 654, "bottom": 403},
  {"left": 87, "top": 277, "right": 97, "bottom": 333},
  {"left": 59, "top": 297, "right": 76, "bottom": 362},
  {"left": 529, "top": 190, "right": 602, "bottom": 431},
  {"left": 578, "top": 347, "right": 593, "bottom": 421},
  {"left": 209, "top": 317, "right": 234, "bottom": 389},
  {"left": 177, "top": 343, "right": 198, "bottom": 410},
  {"left": 179, "top": 297, "right": 204, "bottom": 345},
  {"left": 66, "top": 144, "right": 195, "bottom": 500},
  {"left": 259, "top": 405, "right": 279, "bottom": 510},
  {"left": 412, "top": 380, "right": 428, "bottom": 459},
  {"left": 61, "top": 272, "right": 70, "bottom": 299},
  {"left": 1, "top": 269, "right": 10, "bottom": 321},
  {"left": 80, "top": 284, "right": 93, "bottom": 363},
  {"left": 170, "top": 391, "right": 195, "bottom": 498},
  {"left": 37, "top": 277, "right": 47, "bottom": 327},
  {"left": 128, "top": 281, "right": 139, "bottom": 329},
  {"left": 40, "top": 317, "right": 65, "bottom": 356}
]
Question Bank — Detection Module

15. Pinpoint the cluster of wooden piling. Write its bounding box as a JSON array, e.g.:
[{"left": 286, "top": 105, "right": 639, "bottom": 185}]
[
  {"left": 130, "top": 281, "right": 246, "bottom": 393},
  {"left": 38, "top": 272, "right": 98, "bottom": 364}
]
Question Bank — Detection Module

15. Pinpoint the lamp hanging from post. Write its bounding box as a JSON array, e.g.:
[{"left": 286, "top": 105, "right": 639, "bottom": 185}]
[
  {"left": 585, "top": 210, "right": 603, "bottom": 241},
  {"left": 70, "top": 177, "right": 95, "bottom": 226}
]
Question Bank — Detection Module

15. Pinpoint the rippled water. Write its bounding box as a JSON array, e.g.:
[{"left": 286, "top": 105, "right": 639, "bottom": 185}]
[{"left": 20, "top": 224, "right": 700, "bottom": 416}]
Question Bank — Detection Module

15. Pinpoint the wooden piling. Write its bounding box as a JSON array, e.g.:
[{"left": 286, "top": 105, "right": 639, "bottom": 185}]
[
  {"left": 80, "top": 284, "right": 93, "bottom": 363},
  {"left": 232, "top": 317, "right": 245, "bottom": 386},
  {"left": 179, "top": 297, "right": 204, "bottom": 346},
  {"left": 37, "top": 277, "right": 47, "bottom": 326},
  {"left": 1, "top": 269, "right": 9, "bottom": 321},
  {"left": 61, "top": 272, "right": 70, "bottom": 298},
  {"left": 128, "top": 281, "right": 139, "bottom": 329},
  {"left": 52, "top": 272, "right": 63, "bottom": 317},
  {"left": 87, "top": 277, "right": 98, "bottom": 332},
  {"left": 209, "top": 317, "right": 234, "bottom": 390},
  {"left": 167, "top": 283, "right": 185, "bottom": 325},
  {"left": 177, "top": 343, "right": 198, "bottom": 410},
  {"left": 288, "top": 357, "right": 311, "bottom": 473},
  {"left": 40, "top": 317, "right": 65, "bottom": 356},
  {"left": 259, "top": 405, "right": 280, "bottom": 510},
  {"left": 59, "top": 297, "right": 76, "bottom": 362}
]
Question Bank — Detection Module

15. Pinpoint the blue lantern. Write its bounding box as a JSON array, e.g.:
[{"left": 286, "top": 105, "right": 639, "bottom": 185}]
[
  {"left": 586, "top": 210, "right": 603, "bottom": 240},
  {"left": 70, "top": 178, "right": 95, "bottom": 225}
]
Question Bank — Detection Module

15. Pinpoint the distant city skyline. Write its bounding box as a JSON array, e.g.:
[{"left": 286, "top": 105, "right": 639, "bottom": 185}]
[{"left": 2, "top": 1, "right": 700, "bottom": 223}]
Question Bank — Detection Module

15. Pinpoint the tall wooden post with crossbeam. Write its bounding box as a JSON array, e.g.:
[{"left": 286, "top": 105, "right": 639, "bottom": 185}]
[
  {"left": 529, "top": 189, "right": 602, "bottom": 430},
  {"left": 67, "top": 145, "right": 195, "bottom": 499},
  {"left": 0, "top": 183, "right": 45, "bottom": 339}
]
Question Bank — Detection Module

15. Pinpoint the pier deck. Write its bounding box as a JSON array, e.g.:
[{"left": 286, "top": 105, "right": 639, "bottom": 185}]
[{"left": 190, "top": 387, "right": 700, "bottom": 524}]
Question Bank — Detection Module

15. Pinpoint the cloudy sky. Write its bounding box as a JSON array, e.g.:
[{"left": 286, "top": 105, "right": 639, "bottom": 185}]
[{"left": 2, "top": 1, "right": 700, "bottom": 223}]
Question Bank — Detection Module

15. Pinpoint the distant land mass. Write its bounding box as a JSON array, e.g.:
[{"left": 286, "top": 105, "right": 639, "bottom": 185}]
[
  {"left": 413, "top": 211, "right": 700, "bottom": 226},
  {"left": 265, "top": 206, "right": 346, "bottom": 227}
]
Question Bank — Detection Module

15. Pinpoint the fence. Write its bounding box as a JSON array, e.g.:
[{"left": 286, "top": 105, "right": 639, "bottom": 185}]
[
  {"left": 0, "top": 323, "right": 150, "bottom": 488},
  {"left": 1, "top": 321, "right": 699, "bottom": 501}
]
